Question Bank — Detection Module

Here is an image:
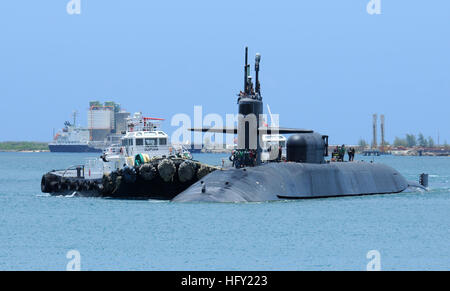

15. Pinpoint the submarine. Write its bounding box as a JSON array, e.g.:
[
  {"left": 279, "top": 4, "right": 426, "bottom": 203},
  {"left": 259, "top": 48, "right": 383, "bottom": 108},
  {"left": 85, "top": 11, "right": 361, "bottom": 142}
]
[{"left": 172, "top": 47, "right": 427, "bottom": 203}]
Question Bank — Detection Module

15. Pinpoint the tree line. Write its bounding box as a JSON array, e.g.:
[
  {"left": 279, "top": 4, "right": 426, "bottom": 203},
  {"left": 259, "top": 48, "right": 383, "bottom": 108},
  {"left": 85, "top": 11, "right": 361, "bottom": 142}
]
[
  {"left": 0, "top": 142, "right": 49, "bottom": 151},
  {"left": 358, "top": 133, "right": 449, "bottom": 148}
]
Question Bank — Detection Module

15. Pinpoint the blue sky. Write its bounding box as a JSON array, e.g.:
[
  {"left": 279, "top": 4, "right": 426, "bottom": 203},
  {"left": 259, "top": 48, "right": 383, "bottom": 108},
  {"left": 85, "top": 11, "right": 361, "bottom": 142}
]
[{"left": 0, "top": 1, "right": 449, "bottom": 144}]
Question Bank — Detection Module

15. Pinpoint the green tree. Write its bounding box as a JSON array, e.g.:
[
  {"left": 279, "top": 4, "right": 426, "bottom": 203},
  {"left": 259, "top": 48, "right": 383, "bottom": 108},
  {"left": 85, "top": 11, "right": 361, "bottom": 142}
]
[
  {"left": 428, "top": 137, "right": 435, "bottom": 148},
  {"left": 417, "top": 133, "right": 427, "bottom": 147},
  {"left": 405, "top": 134, "right": 417, "bottom": 147},
  {"left": 358, "top": 139, "right": 368, "bottom": 148},
  {"left": 393, "top": 137, "right": 407, "bottom": 147},
  {"left": 0, "top": 142, "right": 48, "bottom": 151}
]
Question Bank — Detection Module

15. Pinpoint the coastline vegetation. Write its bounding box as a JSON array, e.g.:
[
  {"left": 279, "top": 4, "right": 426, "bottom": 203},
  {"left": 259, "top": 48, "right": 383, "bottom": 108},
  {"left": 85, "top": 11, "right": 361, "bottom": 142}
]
[
  {"left": 393, "top": 133, "right": 437, "bottom": 148},
  {"left": 359, "top": 134, "right": 449, "bottom": 149},
  {"left": 0, "top": 142, "right": 49, "bottom": 152}
]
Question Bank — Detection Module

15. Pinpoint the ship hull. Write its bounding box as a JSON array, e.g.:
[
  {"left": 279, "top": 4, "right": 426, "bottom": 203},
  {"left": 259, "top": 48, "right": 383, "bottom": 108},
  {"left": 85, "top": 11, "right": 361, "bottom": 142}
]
[
  {"left": 172, "top": 162, "right": 411, "bottom": 202},
  {"left": 48, "top": 144, "right": 102, "bottom": 153}
]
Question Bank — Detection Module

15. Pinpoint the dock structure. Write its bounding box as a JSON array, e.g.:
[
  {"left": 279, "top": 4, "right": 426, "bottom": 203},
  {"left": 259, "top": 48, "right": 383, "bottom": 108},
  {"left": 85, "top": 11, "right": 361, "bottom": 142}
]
[{"left": 362, "top": 149, "right": 381, "bottom": 156}]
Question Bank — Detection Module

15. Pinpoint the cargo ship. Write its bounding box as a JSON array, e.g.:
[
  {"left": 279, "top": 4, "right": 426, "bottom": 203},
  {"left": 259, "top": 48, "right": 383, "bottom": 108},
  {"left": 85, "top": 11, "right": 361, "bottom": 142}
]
[
  {"left": 48, "top": 130, "right": 102, "bottom": 153},
  {"left": 48, "top": 101, "right": 130, "bottom": 153}
]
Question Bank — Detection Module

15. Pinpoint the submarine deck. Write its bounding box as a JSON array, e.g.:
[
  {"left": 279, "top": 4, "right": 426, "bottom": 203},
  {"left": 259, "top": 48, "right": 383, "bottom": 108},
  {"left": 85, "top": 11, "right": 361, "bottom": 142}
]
[{"left": 172, "top": 161, "right": 410, "bottom": 202}]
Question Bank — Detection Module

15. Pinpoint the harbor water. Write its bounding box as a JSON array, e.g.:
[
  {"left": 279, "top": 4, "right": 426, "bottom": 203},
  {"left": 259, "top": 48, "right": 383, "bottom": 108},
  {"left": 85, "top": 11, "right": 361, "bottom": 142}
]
[{"left": 0, "top": 152, "right": 449, "bottom": 270}]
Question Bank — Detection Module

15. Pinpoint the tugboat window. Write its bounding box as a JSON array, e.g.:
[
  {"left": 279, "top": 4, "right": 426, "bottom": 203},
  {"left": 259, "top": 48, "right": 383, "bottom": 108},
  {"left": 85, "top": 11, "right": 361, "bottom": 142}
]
[
  {"left": 136, "top": 138, "right": 144, "bottom": 146},
  {"left": 145, "top": 138, "right": 157, "bottom": 146},
  {"left": 159, "top": 138, "right": 167, "bottom": 145}
]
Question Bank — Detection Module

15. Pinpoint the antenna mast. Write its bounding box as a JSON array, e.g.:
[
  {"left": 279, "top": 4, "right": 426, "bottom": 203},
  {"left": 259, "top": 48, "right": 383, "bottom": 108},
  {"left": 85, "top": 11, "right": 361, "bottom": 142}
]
[
  {"left": 72, "top": 110, "right": 78, "bottom": 127},
  {"left": 244, "top": 47, "right": 249, "bottom": 94},
  {"left": 255, "top": 53, "right": 261, "bottom": 96}
]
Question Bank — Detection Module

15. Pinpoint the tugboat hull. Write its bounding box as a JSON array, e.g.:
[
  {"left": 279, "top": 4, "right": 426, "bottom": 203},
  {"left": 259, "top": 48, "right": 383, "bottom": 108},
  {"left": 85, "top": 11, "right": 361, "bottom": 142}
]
[{"left": 41, "top": 157, "right": 218, "bottom": 200}]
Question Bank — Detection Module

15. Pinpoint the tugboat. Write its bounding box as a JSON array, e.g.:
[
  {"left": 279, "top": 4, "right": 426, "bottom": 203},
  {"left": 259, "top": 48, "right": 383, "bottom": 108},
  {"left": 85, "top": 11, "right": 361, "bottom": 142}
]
[
  {"left": 41, "top": 112, "right": 216, "bottom": 199},
  {"left": 172, "top": 47, "right": 428, "bottom": 202},
  {"left": 100, "top": 112, "right": 192, "bottom": 173}
]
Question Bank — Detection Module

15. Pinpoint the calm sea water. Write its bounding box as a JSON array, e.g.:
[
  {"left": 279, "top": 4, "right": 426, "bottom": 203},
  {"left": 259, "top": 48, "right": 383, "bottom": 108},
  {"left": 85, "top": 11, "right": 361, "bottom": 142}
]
[{"left": 0, "top": 152, "right": 448, "bottom": 270}]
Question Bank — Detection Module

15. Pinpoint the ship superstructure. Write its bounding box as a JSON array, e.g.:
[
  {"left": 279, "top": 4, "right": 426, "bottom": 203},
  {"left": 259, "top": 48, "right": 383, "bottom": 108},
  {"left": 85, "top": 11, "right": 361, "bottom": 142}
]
[{"left": 98, "top": 112, "right": 191, "bottom": 174}]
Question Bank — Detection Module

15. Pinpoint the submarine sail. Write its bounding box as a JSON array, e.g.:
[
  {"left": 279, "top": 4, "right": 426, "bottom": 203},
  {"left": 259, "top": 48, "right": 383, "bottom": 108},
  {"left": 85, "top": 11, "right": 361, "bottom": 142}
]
[{"left": 189, "top": 47, "right": 313, "bottom": 165}]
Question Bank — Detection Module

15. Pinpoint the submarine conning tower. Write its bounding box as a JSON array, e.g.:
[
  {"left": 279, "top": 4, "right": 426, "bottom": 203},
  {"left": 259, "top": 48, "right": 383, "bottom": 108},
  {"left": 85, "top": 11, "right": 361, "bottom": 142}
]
[
  {"left": 237, "top": 47, "right": 264, "bottom": 165},
  {"left": 189, "top": 47, "right": 326, "bottom": 166},
  {"left": 236, "top": 47, "right": 328, "bottom": 165}
]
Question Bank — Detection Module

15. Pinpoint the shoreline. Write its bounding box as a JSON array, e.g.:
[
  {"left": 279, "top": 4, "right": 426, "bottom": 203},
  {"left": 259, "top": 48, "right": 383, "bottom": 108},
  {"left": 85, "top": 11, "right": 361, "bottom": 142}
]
[
  {"left": 0, "top": 150, "right": 50, "bottom": 153},
  {"left": 0, "top": 142, "right": 50, "bottom": 152}
]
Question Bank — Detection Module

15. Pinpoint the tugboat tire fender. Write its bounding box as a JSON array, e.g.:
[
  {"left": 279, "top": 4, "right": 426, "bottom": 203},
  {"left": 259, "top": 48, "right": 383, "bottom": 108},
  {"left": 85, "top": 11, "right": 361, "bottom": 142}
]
[
  {"left": 122, "top": 167, "right": 137, "bottom": 184},
  {"left": 158, "top": 159, "right": 176, "bottom": 182},
  {"left": 178, "top": 161, "right": 195, "bottom": 183},
  {"left": 75, "top": 180, "right": 83, "bottom": 191},
  {"left": 196, "top": 164, "right": 211, "bottom": 180},
  {"left": 41, "top": 175, "right": 51, "bottom": 193},
  {"left": 139, "top": 163, "right": 157, "bottom": 181}
]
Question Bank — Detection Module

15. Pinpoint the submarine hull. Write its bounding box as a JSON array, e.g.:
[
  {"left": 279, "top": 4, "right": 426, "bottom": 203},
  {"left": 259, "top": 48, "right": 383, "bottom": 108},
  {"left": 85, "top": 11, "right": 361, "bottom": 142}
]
[{"left": 172, "top": 162, "right": 410, "bottom": 202}]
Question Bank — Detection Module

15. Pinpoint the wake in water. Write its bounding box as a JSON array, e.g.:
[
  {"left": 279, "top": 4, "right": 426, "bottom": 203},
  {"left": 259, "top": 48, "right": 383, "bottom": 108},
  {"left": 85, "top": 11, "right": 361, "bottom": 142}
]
[{"left": 36, "top": 191, "right": 79, "bottom": 198}]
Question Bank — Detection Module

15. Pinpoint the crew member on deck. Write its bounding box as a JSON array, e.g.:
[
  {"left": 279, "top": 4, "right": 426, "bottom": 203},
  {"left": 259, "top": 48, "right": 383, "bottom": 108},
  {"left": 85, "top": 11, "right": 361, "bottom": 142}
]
[
  {"left": 339, "top": 145, "right": 346, "bottom": 162},
  {"left": 247, "top": 76, "right": 254, "bottom": 95},
  {"left": 348, "top": 147, "right": 355, "bottom": 162}
]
